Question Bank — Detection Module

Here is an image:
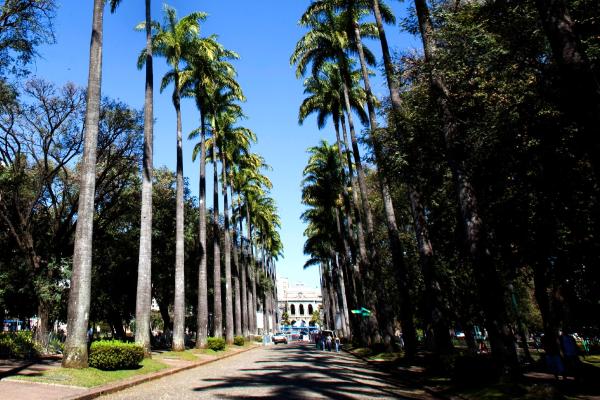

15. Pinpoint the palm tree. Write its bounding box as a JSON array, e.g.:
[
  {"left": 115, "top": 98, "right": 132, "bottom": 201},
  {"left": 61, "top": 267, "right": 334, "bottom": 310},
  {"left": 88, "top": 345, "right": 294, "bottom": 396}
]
[
  {"left": 184, "top": 36, "right": 240, "bottom": 347},
  {"left": 133, "top": 0, "right": 154, "bottom": 357},
  {"left": 63, "top": 0, "right": 121, "bottom": 369},
  {"left": 217, "top": 112, "right": 254, "bottom": 343},
  {"left": 291, "top": 6, "right": 387, "bottom": 345},
  {"left": 298, "top": 62, "right": 369, "bottom": 340},
  {"left": 205, "top": 88, "right": 244, "bottom": 338},
  {"left": 365, "top": 0, "right": 451, "bottom": 354},
  {"left": 147, "top": 4, "right": 207, "bottom": 351},
  {"left": 235, "top": 155, "right": 272, "bottom": 335},
  {"left": 301, "top": 140, "right": 351, "bottom": 336}
]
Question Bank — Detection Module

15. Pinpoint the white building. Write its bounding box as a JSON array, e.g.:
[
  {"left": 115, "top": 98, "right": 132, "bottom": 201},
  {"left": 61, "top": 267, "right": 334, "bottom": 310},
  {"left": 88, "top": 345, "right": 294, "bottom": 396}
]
[{"left": 277, "top": 278, "right": 322, "bottom": 326}]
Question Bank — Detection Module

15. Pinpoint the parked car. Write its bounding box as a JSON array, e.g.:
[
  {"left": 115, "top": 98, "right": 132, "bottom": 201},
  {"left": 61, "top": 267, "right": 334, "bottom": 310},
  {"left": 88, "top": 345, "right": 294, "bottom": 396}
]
[{"left": 272, "top": 332, "right": 288, "bottom": 344}]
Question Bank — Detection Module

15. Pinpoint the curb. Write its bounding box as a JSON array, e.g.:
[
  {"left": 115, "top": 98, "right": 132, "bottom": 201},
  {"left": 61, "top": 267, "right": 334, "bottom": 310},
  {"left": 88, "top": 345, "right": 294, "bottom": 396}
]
[{"left": 63, "top": 345, "right": 260, "bottom": 400}]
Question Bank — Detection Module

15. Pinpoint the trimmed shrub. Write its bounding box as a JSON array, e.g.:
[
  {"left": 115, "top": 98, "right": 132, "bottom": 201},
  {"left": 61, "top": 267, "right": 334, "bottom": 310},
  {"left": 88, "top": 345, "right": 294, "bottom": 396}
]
[
  {"left": 253, "top": 335, "right": 263, "bottom": 343},
  {"left": 88, "top": 340, "right": 144, "bottom": 370},
  {"left": 233, "top": 336, "right": 245, "bottom": 346},
  {"left": 0, "top": 331, "right": 41, "bottom": 359},
  {"left": 206, "top": 337, "right": 226, "bottom": 351}
]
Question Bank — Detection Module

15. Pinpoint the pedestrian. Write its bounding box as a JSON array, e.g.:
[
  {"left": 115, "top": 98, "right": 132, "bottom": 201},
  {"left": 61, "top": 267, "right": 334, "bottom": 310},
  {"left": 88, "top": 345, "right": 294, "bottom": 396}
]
[
  {"left": 326, "top": 334, "right": 332, "bottom": 351},
  {"left": 560, "top": 330, "right": 581, "bottom": 380},
  {"left": 543, "top": 333, "right": 564, "bottom": 380},
  {"left": 334, "top": 335, "right": 340, "bottom": 352}
]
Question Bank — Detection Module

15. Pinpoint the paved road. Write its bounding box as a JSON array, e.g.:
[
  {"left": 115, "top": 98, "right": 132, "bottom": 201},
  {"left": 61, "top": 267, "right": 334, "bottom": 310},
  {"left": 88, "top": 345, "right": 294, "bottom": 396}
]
[{"left": 100, "top": 342, "right": 433, "bottom": 399}]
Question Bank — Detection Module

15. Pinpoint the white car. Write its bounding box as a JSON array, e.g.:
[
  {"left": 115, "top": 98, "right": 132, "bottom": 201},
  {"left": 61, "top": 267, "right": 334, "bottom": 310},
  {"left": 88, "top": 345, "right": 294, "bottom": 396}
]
[{"left": 272, "top": 332, "right": 288, "bottom": 344}]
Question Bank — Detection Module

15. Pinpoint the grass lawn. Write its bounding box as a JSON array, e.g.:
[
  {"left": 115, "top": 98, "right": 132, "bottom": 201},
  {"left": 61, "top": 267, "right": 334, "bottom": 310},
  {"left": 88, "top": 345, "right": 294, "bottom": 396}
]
[
  {"left": 10, "top": 358, "right": 168, "bottom": 388},
  {"left": 155, "top": 350, "right": 199, "bottom": 361}
]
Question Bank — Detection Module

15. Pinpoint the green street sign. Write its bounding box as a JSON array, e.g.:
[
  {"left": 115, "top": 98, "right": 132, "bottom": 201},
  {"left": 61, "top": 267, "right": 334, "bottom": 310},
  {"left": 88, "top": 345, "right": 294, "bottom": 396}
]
[{"left": 351, "top": 307, "right": 371, "bottom": 316}]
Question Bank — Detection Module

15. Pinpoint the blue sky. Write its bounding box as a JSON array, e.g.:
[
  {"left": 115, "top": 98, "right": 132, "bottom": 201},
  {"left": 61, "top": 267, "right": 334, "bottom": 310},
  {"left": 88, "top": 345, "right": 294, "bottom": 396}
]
[{"left": 34, "top": 0, "right": 418, "bottom": 289}]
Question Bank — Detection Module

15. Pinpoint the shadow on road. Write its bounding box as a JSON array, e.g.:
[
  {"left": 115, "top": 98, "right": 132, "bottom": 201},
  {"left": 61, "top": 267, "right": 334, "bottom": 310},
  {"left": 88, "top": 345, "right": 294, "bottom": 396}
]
[{"left": 191, "top": 342, "right": 430, "bottom": 399}]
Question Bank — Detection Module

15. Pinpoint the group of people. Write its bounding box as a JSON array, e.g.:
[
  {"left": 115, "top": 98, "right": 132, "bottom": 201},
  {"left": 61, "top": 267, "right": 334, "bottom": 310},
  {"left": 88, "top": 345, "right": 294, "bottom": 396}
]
[{"left": 314, "top": 331, "right": 340, "bottom": 352}]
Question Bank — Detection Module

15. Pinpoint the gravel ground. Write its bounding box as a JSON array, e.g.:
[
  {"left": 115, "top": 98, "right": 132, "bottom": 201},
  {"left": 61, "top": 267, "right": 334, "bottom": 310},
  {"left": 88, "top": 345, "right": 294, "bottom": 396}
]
[{"left": 99, "top": 342, "right": 432, "bottom": 399}]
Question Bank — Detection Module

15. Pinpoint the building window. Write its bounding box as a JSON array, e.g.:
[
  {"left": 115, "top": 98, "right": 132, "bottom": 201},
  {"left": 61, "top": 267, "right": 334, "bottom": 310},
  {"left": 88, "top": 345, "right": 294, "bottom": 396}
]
[
  {"left": 308, "top": 304, "right": 313, "bottom": 315},
  {"left": 290, "top": 304, "right": 296, "bottom": 315},
  {"left": 299, "top": 304, "right": 305, "bottom": 315}
]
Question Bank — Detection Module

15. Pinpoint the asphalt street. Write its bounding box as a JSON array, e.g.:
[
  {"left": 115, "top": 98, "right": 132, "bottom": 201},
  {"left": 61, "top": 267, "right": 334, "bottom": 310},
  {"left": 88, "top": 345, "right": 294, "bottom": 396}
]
[{"left": 99, "top": 342, "right": 433, "bottom": 399}]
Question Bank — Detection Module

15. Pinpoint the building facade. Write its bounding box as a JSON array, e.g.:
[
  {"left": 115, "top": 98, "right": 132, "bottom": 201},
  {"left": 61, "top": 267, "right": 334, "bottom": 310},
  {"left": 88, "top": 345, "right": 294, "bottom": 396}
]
[{"left": 276, "top": 277, "right": 322, "bottom": 326}]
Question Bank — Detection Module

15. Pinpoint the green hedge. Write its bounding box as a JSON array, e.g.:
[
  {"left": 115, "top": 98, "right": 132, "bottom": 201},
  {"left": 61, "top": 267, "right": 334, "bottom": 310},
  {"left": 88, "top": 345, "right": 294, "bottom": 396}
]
[
  {"left": 206, "top": 337, "right": 226, "bottom": 351},
  {"left": 233, "top": 336, "right": 245, "bottom": 346},
  {"left": 0, "top": 331, "right": 41, "bottom": 359},
  {"left": 88, "top": 340, "right": 144, "bottom": 370}
]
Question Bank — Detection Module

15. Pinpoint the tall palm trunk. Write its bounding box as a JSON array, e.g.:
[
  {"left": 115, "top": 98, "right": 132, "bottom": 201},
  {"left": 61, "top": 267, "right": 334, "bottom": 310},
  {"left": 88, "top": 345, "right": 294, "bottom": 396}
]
[
  {"left": 172, "top": 72, "right": 185, "bottom": 352},
  {"left": 231, "top": 188, "right": 242, "bottom": 337},
  {"left": 196, "top": 112, "right": 208, "bottom": 348},
  {"left": 339, "top": 65, "right": 374, "bottom": 234},
  {"left": 350, "top": 13, "right": 416, "bottom": 354},
  {"left": 371, "top": 0, "right": 450, "bottom": 354},
  {"left": 63, "top": 0, "right": 104, "bottom": 368},
  {"left": 221, "top": 154, "right": 234, "bottom": 344},
  {"left": 212, "top": 137, "right": 222, "bottom": 338},
  {"left": 339, "top": 110, "right": 374, "bottom": 345},
  {"left": 246, "top": 208, "right": 257, "bottom": 334},
  {"left": 135, "top": 0, "right": 154, "bottom": 357},
  {"left": 413, "top": 0, "right": 515, "bottom": 367},
  {"left": 239, "top": 217, "right": 248, "bottom": 336}
]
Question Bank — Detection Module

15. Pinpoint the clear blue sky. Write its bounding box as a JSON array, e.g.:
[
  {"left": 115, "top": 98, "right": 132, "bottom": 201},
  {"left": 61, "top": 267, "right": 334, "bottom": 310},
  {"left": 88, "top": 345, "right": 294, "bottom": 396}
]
[{"left": 34, "top": 0, "right": 418, "bottom": 289}]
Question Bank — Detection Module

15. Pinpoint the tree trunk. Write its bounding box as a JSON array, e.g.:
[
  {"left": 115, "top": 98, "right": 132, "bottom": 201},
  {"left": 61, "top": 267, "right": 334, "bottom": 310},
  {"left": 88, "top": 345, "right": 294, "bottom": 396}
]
[
  {"left": 35, "top": 301, "right": 50, "bottom": 348},
  {"left": 246, "top": 208, "right": 257, "bottom": 334},
  {"left": 535, "top": 0, "right": 600, "bottom": 178},
  {"left": 212, "top": 138, "right": 222, "bottom": 338},
  {"left": 171, "top": 74, "right": 185, "bottom": 352},
  {"left": 409, "top": 188, "right": 451, "bottom": 354},
  {"left": 63, "top": 0, "right": 104, "bottom": 368},
  {"left": 239, "top": 218, "right": 248, "bottom": 337},
  {"left": 339, "top": 68, "right": 374, "bottom": 235},
  {"left": 372, "top": 0, "right": 450, "bottom": 355},
  {"left": 135, "top": 0, "right": 153, "bottom": 357},
  {"left": 350, "top": 15, "right": 416, "bottom": 353},
  {"left": 339, "top": 77, "right": 382, "bottom": 345},
  {"left": 196, "top": 113, "right": 208, "bottom": 348},
  {"left": 339, "top": 113, "right": 371, "bottom": 346},
  {"left": 414, "top": 0, "right": 516, "bottom": 368},
  {"left": 221, "top": 154, "right": 234, "bottom": 344},
  {"left": 231, "top": 194, "right": 242, "bottom": 338}
]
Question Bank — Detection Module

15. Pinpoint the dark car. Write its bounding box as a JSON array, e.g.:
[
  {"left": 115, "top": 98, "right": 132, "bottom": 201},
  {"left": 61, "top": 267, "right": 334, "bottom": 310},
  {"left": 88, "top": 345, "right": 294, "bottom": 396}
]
[{"left": 272, "top": 332, "right": 288, "bottom": 344}]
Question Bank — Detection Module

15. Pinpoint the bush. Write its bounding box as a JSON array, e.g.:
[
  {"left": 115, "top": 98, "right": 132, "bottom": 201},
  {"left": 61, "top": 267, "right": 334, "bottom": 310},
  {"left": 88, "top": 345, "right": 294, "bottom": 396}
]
[
  {"left": 253, "top": 335, "right": 263, "bottom": 343},
  {"left": 0, "top": 331, "right": 41, "bottom": 359},
  {"left": 233, "top": 336, "right": 245, "bottom": 346},
  {"left": 206, "top": 337, "right": 226, "bottom": 351},
  {"left": 88, "top": 340, "right": 144, "bottom": 370}
]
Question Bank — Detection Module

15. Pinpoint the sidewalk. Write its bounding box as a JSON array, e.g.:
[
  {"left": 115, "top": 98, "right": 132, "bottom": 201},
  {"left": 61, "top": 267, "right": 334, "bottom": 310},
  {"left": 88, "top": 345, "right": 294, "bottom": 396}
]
[{"left": 0, "top": 345, "right": 259, "bottom": 400}]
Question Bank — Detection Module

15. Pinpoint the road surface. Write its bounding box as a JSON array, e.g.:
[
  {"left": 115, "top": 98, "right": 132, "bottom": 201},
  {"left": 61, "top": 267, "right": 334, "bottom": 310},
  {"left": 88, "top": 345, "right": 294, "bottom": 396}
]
[{"left": 100, "top": 342, "right": 432, "bottom": 399}]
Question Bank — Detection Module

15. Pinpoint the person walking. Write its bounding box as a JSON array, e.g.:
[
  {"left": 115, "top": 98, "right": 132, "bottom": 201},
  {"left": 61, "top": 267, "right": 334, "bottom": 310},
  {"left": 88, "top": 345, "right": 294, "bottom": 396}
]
[
  {"left": 326, "top": 334, "right": 332, "bottom": 351},
  {"left": 560, "top": 330, "right": 580, "bottom": 380},
  {"left": 334, "top": 335, "right": 340, "bottom": 352}
]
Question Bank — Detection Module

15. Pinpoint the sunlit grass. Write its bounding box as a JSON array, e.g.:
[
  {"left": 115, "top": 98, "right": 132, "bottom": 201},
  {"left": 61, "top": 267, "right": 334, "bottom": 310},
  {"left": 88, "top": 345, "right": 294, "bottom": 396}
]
[
  {"left": 155, "top": 350, "right": 199, "bottom": 361},
  {"left": 9, "top": 358, "right": 168, "bottom": 388}
]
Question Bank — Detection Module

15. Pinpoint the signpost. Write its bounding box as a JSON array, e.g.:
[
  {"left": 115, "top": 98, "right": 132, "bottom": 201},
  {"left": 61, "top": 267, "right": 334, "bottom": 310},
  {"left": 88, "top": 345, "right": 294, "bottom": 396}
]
[{"left": 350, "top": 307, "right": 371, "bottom": 317}]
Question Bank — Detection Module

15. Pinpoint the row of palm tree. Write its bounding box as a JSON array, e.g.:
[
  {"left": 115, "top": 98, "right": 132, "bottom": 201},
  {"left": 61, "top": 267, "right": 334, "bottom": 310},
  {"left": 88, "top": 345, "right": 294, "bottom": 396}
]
[
  {"left": 292, "top": 0, "right": 418, "bottom": 353},
  {"left": 62, "top": 2, "right": 281, "bottom": 368},
  {"left": 295, "top": 0, "right": 597, "bottom": 371}
]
